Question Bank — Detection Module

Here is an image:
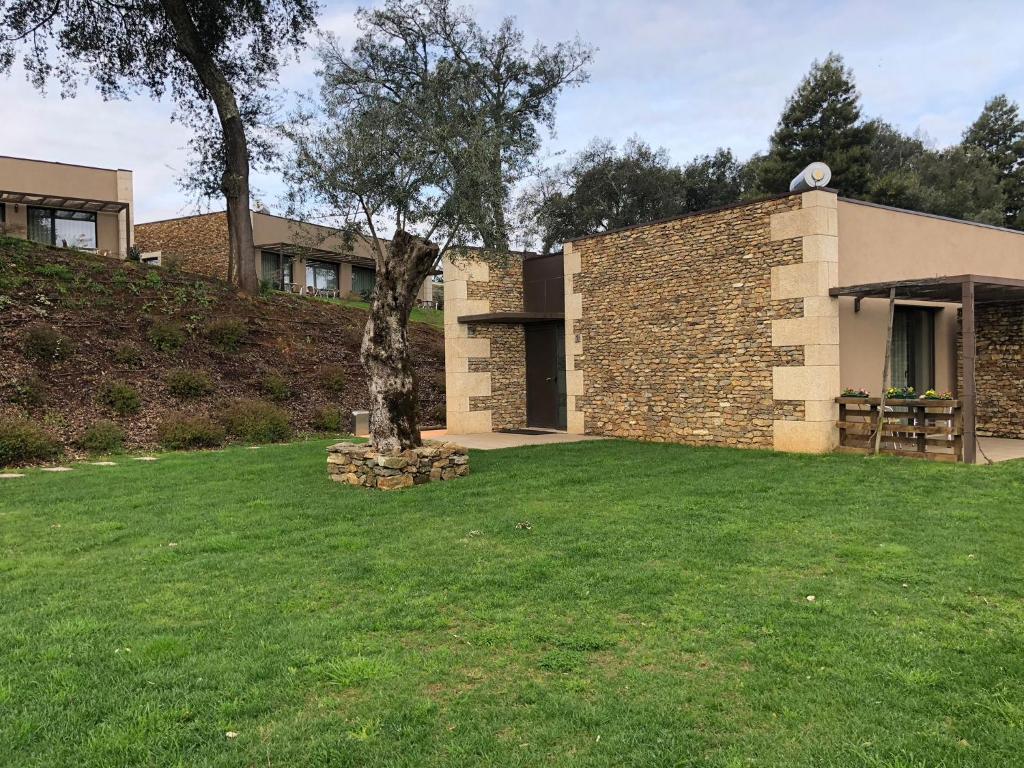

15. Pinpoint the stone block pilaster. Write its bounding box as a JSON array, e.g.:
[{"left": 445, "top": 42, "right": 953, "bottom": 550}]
[
  {"left": 769, "top": 190, "right": 841, "bottom": 453},
  {"left": 443, "top": 256, "right": 493, "bottom": 433},
  {"left": 563, "top": 242, "right": 585, "bottom": 434}
]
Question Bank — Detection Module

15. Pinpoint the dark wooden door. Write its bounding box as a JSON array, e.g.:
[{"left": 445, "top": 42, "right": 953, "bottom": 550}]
[{"left": 525, "top": 323, "right": 567, "bottom": 429}]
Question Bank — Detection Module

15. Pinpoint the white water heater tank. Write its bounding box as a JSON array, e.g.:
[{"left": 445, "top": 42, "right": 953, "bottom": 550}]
[{"left": 789, "top": 162, "right": 832, "bottom": 192}]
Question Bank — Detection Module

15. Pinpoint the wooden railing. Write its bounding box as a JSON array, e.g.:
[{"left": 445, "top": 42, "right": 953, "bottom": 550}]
[{"left": 835, "top": 397, "right": 963, "bottom": 462}]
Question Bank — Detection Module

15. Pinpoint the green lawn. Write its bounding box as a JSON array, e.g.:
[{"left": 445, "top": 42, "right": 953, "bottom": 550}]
[
  {"left": 314, "top": 296, "right": 445, "bottom": 328},
  {"left": 2, "top": 440, "right": 1023, "bottom": 767}
]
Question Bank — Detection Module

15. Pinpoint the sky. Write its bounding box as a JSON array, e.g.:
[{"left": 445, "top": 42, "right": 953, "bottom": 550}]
[{"left": 1, "top": 0, "right": 1023, "bottom": 223}]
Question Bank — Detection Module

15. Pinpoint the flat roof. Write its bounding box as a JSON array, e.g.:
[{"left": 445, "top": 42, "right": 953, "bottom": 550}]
[
  {"left": 0, "top": 154, "right": 131, "bottom": 174},
  {"left": 563, "top": 189, "right": 1024, "bottom": 245}
]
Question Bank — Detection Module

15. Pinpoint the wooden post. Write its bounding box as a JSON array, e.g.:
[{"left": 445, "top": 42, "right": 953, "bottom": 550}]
[
  {"left": 962, "top": 278, "right": 977, "bottom": 464},
  {"left": 874, "top": 288, "right": 897, "bottom": 455}
]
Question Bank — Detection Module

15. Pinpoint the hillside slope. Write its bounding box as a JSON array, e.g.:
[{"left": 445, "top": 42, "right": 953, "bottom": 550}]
[{"left": 0, "top": 236, "right": 445, "bottom": 451}]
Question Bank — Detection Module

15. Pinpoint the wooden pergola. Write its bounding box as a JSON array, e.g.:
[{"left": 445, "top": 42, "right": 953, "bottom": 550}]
[{"left": 830, "top": 274, "right": 1024, "bottom": 464}]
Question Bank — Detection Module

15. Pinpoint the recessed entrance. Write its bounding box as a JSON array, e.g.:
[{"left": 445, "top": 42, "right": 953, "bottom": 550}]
[{"left": 525, "top": 322, "right": 567, "bottom": 429}]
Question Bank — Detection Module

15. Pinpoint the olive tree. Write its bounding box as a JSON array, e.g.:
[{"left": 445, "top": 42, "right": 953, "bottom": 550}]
[
  {"left": 283, "top": 0, "right": 589, "bottom": 451},
  {"left": 0, "top": 0, "right": 318, "bottom": 293}
]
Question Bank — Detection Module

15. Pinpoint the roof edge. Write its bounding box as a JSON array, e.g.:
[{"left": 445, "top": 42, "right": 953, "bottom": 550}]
[
  {"left": 564, "top": 189, "right": 814, "bottom": 244},
  {"left": 839, "top": 197, "right": 1024, "bottom": 237}
]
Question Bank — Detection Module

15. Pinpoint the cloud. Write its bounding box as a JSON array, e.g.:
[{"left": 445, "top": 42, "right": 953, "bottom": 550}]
[{"left": 1, "top": 0, "right": 1022, "bottom": 222}]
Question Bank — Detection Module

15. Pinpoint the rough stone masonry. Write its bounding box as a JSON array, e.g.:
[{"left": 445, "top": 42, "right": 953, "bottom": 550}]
[{"left": 327, "top": 441, "right": 469, "bottom": 490}]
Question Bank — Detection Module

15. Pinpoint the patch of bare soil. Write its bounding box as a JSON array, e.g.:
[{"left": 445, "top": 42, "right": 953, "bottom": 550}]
[{"left": 0, "top": 236, "right": 445, "bottom": 450}]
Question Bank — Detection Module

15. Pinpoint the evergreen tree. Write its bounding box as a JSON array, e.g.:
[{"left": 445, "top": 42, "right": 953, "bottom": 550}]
[
  {"left": 757, "top": 53, "right": 876, "bottom": 196},
  {"left": 962, "top": 95, "right": 1024, "bottom": 228}
]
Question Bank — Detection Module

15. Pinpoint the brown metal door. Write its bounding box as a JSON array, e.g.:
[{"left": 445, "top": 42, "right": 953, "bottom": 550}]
[{"left": 525, "top": 323, "right": 567, "bottom": 429}]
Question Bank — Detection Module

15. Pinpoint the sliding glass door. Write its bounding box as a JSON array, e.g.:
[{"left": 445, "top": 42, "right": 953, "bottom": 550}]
[
  {"left": 305, "top": 260, "right": 339, "bottom": 293},
  {"left": 260, "top": 250, "right": 294, "bottom": 291},
  {"left": 891, "top": 306, "right": 936, "bottom": 391},
  {"left": 27, "top": 207, "right": 98, "bottom": 250}
]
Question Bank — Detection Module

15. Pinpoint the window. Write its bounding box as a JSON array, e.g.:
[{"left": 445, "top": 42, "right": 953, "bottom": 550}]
[
  {"left": 260, "top": 250, "right": 294, "bottom": 290},
  {"left": 306, "top": 260, "right": 339, "bottom": 292},
  {"left": 891, "top": 306, "right": 936, "bottom": 392},
  {"left": 27, "top": 207, "right": 97, "bottom": 250},
  {"left": 352, "top": 265, "right": 375, "bottom": 297}
]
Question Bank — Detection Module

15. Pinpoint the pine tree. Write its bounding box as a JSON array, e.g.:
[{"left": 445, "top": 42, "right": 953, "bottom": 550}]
[
  {"left": 962, "top": 95, "right": 1024, "bottom": 228},
  {"left": 757, "top": 53, "right": 876, "bottom": 196}
]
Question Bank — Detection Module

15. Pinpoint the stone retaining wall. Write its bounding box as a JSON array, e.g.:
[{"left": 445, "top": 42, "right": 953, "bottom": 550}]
[{"left": 327, "top": 441, "right": 469, "bottom": 490}]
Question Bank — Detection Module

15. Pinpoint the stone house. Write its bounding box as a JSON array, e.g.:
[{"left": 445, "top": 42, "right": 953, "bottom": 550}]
[
  {"left": 444, "top": 188, "right": 1024, "bottom": 462},
  {"left": 136, "top": 210, "right": 433, "bottom": 303}
]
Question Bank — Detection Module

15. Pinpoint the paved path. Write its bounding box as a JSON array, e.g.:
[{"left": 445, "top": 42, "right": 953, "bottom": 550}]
[{"left": 420, "top": 429, "right": 605, "bottom": 451}]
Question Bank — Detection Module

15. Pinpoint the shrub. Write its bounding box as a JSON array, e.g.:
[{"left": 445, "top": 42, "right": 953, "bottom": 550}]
[
  {"left": 318, "top": 364, "right": 347, "bottom": 394},
  {"left": 98, "top": 380, "right": 141, "bottom": 416},
  {"left": 259, "top": 372, "right": 291, "bottom": 401},
  {"left": 220, "top": 399, "right": 292, "bottom": 443},
  {"left": 311, "top": 406, "right": 346, "bottom": 433},
  {"left": 0, "top": 417, "right": 61, "bottom": 467},
  {"left": 165, "top": 369, "right": 215, "bottom": 399},
  {"left": 205, "top": 317, "right": 247, "bottom": 352},
  {"left": 113, "top": 342, "right": 144, "bottom": 366},
  {"left": 156, "top": 414, "right": 225, "bottom": 450},
  {"left": 23, "top": 325, "right": 71, "bottom": 363},
  {"left": 7, "top": 375, "right": 46, "bottom": 407},
  {"left": 147, "top": 319, "right": 186, "bottom": 352},
  {"left": 78, "top": 420, "right": 126, "bottom": 453}
]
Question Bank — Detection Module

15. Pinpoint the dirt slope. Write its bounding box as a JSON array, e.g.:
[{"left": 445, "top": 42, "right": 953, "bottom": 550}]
[{"left": 0, "top": 236, "right": 445, "bottom": 450}]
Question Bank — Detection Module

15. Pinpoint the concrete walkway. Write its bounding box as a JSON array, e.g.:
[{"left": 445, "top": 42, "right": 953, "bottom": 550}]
[
  {"left": 978, "top": 437, "right": 1024, "bottom": 464},
  {"left": 421, "top": 429, "right": 605, "bottom": 451}
]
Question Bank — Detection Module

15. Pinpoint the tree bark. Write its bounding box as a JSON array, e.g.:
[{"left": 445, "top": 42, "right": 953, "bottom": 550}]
[
  {"left": 159, "top": 0, "right": 259, "bottom": 295},
  {"left": 362, "top": 230, "right": 439, "bottom": 452}
]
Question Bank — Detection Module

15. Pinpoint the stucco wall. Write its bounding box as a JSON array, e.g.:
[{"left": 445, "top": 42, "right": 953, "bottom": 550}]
[
  {"left": 568, "top": 194, "right": 808, "bottom": 448},
  {"left": 837, "top": 200, "right": 1024, "bottom": 285}
]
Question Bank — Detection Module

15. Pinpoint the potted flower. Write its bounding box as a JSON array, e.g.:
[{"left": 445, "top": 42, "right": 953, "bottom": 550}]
[
  {"left": 841, "top": 387, "right": 870, "bottom": 398},
  {"left": 922, "top": 389, "right": 953, "bottom": 400},
  {"left": 885, "top": 386, "right": 917, "bottom": 400}
]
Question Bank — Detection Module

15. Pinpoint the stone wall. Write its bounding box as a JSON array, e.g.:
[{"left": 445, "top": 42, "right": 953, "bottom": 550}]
[
  {"left": 444, "top": 254, "right": 527, "bottom": 433},
  {"left": 975, "top": 302, "right": 1024, "bottom": 438},
  {"left": 327, "top": 441, "right": 469, "bottom": 490},
  {"left": 135, "top": 213, "right": 230, "bottom": 280},
  {"left": 567, "top": 194, "right": 809, "bottom": 448}
]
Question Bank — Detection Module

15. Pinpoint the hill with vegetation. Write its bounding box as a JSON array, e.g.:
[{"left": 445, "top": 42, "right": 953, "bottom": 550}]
[{"left": 0, "top": 236, "right": 445, "bottom": 463}]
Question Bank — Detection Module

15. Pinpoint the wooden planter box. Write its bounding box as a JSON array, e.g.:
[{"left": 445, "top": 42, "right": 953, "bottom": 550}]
[{"left": 835, "top": 397, "right": 963, "bottom": 462}]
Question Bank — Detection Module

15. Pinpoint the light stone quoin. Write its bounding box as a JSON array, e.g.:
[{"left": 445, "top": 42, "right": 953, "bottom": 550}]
[{"left": 768, "top": 189, "right": 841, "bottom": 453}]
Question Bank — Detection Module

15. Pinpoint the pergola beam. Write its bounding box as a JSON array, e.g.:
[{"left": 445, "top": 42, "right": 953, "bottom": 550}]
[
  {"left": 0, "top": 189, "right": 128, "bottom": 215},
  {"left": 962, "top": 278, "right": 977, "bottom": 464}
]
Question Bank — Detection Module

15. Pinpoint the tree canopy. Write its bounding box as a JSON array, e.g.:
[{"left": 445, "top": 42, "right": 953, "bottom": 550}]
[
  {"left": 756, "top": 52, "right": 876, "bottom": 196},
  {"left": 962, "top": 94, "right": 1024, "bottom": 228}
]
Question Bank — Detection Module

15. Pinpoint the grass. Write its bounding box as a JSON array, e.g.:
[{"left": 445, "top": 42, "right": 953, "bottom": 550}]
[
  {"left": 319, "top": 297, "right": 444, "bottom": 328},
  {"left": 1, "top": 439, "right": 1023, "bottom": 767}
]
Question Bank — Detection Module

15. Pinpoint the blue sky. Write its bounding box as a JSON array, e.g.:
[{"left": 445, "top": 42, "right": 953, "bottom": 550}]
[{"left": 2, "top": 0, "right": 1022, "bottom": 222}]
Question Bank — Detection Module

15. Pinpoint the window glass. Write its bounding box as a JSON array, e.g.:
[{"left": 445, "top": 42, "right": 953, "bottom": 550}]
[
  {"left": 53, "top": 210, "right": 97, "bottom": 249},
  {"left": 305, "top": 261, "right": 339, "bottom": 291},
  {"left": 27, "top": 207, "right": 97, "bottom": 249},
  {"left": 27, "top": 207, "right": 53, "bottom": 245}
]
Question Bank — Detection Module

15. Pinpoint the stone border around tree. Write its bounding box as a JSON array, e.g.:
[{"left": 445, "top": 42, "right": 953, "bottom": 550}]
[{"left": 327, "top": 441, "right": 469, "bottom": 490}]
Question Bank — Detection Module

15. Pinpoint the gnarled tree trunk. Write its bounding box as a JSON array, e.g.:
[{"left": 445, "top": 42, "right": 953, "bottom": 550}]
[{"left": 362, "top": 230, "right": 439, "bottom": 452}]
